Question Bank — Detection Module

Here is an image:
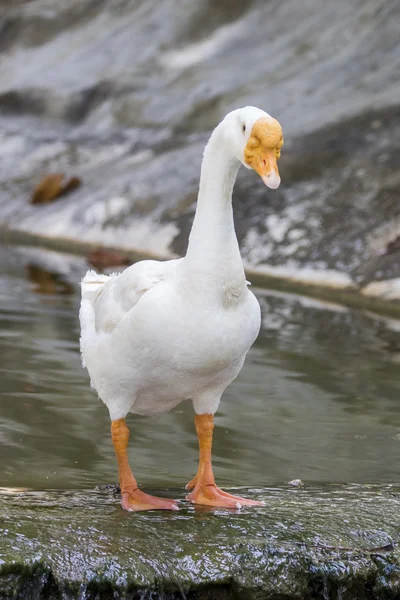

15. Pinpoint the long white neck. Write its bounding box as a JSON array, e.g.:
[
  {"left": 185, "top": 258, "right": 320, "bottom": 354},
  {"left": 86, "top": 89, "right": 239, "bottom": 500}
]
[{"left": 183, "top": 127, "right": 245, "bottom": 291}]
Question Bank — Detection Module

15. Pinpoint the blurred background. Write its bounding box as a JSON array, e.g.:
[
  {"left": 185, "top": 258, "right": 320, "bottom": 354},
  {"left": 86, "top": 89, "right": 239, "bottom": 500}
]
[
  {"left": 0, "top": 0, "right": 400, "bottom": 493},
  {"left": 0, "top": 0, "right": 399, "bottom": 286}
]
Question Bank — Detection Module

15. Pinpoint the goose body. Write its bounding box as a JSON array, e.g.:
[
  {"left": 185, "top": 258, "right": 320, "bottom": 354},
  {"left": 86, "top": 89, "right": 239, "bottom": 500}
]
[
  {"left": 80, "top": 106, "right": 283, "bottom": 511},
  {"left": 80, "top": 257, "right": 260, "bottom": 418}
]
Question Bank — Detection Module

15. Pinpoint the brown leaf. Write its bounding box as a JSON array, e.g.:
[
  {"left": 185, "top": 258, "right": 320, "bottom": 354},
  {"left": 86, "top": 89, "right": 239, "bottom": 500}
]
[
  {"left": 87, "top": 247, "right": 131, "bottom": 270},
  {"left": 30, "top": 174, "right": 81, "bottom": 204}
]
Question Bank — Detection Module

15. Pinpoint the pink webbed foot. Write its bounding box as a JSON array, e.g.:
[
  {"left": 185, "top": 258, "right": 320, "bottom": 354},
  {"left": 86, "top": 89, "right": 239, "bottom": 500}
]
[
  {"left": 121, "top": 489, "right": 179, "bottom": 512},
  {"left": 186, "top": 480, "right": 264, "bottom": 509}
]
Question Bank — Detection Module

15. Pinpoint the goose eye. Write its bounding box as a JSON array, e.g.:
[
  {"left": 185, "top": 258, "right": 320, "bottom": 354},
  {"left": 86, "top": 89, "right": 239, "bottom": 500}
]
[{"left": 242, "top": 124, "right": 246, "bottom": 133}]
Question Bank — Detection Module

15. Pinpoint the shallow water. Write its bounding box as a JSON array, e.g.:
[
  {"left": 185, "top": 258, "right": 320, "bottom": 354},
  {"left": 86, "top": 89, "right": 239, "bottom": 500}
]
[{"left": 0, "top": 243, "right": 400, "bottom": 492}]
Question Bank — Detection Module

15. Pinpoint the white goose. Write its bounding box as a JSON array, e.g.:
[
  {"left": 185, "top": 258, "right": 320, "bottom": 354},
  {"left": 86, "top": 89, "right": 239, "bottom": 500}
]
[{"left": 80, "top": 106, "right": 283, "bottom": 511}]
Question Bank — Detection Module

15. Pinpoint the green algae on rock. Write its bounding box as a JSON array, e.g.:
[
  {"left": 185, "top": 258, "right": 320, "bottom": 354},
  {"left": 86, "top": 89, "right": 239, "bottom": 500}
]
[{"left": 1, "top": 484, "right": 400, "bottom": 599}]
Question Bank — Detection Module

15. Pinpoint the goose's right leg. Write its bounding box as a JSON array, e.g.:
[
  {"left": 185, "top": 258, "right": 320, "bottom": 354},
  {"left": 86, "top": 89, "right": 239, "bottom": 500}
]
[{"left": 111, "top": 418, "right": 179, "bottom": 512}]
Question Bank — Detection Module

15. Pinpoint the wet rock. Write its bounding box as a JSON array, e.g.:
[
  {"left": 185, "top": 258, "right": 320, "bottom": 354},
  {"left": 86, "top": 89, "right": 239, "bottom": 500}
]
[
  {"left": 384, "top": 235, "right": 400, "bottom": 256},
  {"left": 288, "top": 479, "right": 304, "bottom": 487},
  {"left": 1, "top": 485, "right": 400, "bottom": 599},
  {"left": 361, "top": 278, "right": 400, "bottom": 301},
  {"left": 30, "top": 174, "right": 81, "bottom": 204}
]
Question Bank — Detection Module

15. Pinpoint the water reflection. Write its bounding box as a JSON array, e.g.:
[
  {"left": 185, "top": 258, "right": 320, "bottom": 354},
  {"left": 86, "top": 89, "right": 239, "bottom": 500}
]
[
  {"left": 0, "top": 244, "right": 399, "bottom": 491},
  {"left": 26, "top": 264, "right": 74, "bottom": 295}
]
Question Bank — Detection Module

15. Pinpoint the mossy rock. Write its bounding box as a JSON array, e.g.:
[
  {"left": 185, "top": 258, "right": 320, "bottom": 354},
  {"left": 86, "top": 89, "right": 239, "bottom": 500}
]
[{"left": 1, "top": 484, "right": 400, "bottom": 599}]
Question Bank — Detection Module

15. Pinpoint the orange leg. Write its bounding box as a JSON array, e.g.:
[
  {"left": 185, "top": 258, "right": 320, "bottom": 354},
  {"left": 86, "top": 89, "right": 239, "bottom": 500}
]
[
  {"left": 186, "top": 414, "right": 264, "bottom": 508},
  {"left": 111, "top": 419, "right": 178, "bottom": 512}
]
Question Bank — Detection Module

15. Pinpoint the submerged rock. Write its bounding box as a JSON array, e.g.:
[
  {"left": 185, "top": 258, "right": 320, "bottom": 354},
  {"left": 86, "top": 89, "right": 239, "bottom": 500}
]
[{"left": 0, "top": 485, "right": 399, "bottom": 599}]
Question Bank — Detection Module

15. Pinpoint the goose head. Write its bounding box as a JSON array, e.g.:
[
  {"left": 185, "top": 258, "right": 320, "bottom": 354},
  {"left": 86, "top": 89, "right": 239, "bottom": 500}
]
[{"left": 220, "top": 106, "right": 283, "bottom": 190}]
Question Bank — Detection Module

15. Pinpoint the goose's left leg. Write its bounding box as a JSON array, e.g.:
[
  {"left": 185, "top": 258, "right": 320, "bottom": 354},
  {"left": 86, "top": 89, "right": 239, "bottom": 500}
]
[{"left": 186, "top": 413, "right": 264, "bottom": 508}]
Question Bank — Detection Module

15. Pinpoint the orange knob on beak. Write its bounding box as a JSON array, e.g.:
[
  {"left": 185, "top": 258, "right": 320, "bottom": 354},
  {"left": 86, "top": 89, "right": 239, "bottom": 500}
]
[{"left": 244, "top": 117, "right": 283, "bottom": 190}]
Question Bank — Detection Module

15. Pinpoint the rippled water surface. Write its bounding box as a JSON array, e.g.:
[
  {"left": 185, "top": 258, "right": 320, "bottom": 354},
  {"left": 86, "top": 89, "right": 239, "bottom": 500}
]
[{"left": 1, "top": 244, "right": 400, "bottom": 491}]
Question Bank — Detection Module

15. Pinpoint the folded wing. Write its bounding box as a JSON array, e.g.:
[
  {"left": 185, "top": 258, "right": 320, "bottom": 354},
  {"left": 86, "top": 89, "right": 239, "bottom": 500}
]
[{"left": 79, "top": 259, "right": 181, "bottom": 365}]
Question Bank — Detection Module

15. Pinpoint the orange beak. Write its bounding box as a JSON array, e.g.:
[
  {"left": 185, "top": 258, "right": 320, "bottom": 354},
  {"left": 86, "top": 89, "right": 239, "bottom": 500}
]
[
  {"left": 250, "top": 147, "right": 281, "bottom": 189},
  {"left": 244, "top": 117, "right": 283, "bottom": 190}
]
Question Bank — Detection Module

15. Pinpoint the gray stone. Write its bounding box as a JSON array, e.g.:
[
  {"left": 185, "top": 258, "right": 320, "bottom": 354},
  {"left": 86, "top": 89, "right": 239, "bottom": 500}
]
[
  {"left": 1, "top": 484, "right": 400, "bottom": 599},
  {"left": 0, "top": 0, "right": 399, "bottom": 301}
]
